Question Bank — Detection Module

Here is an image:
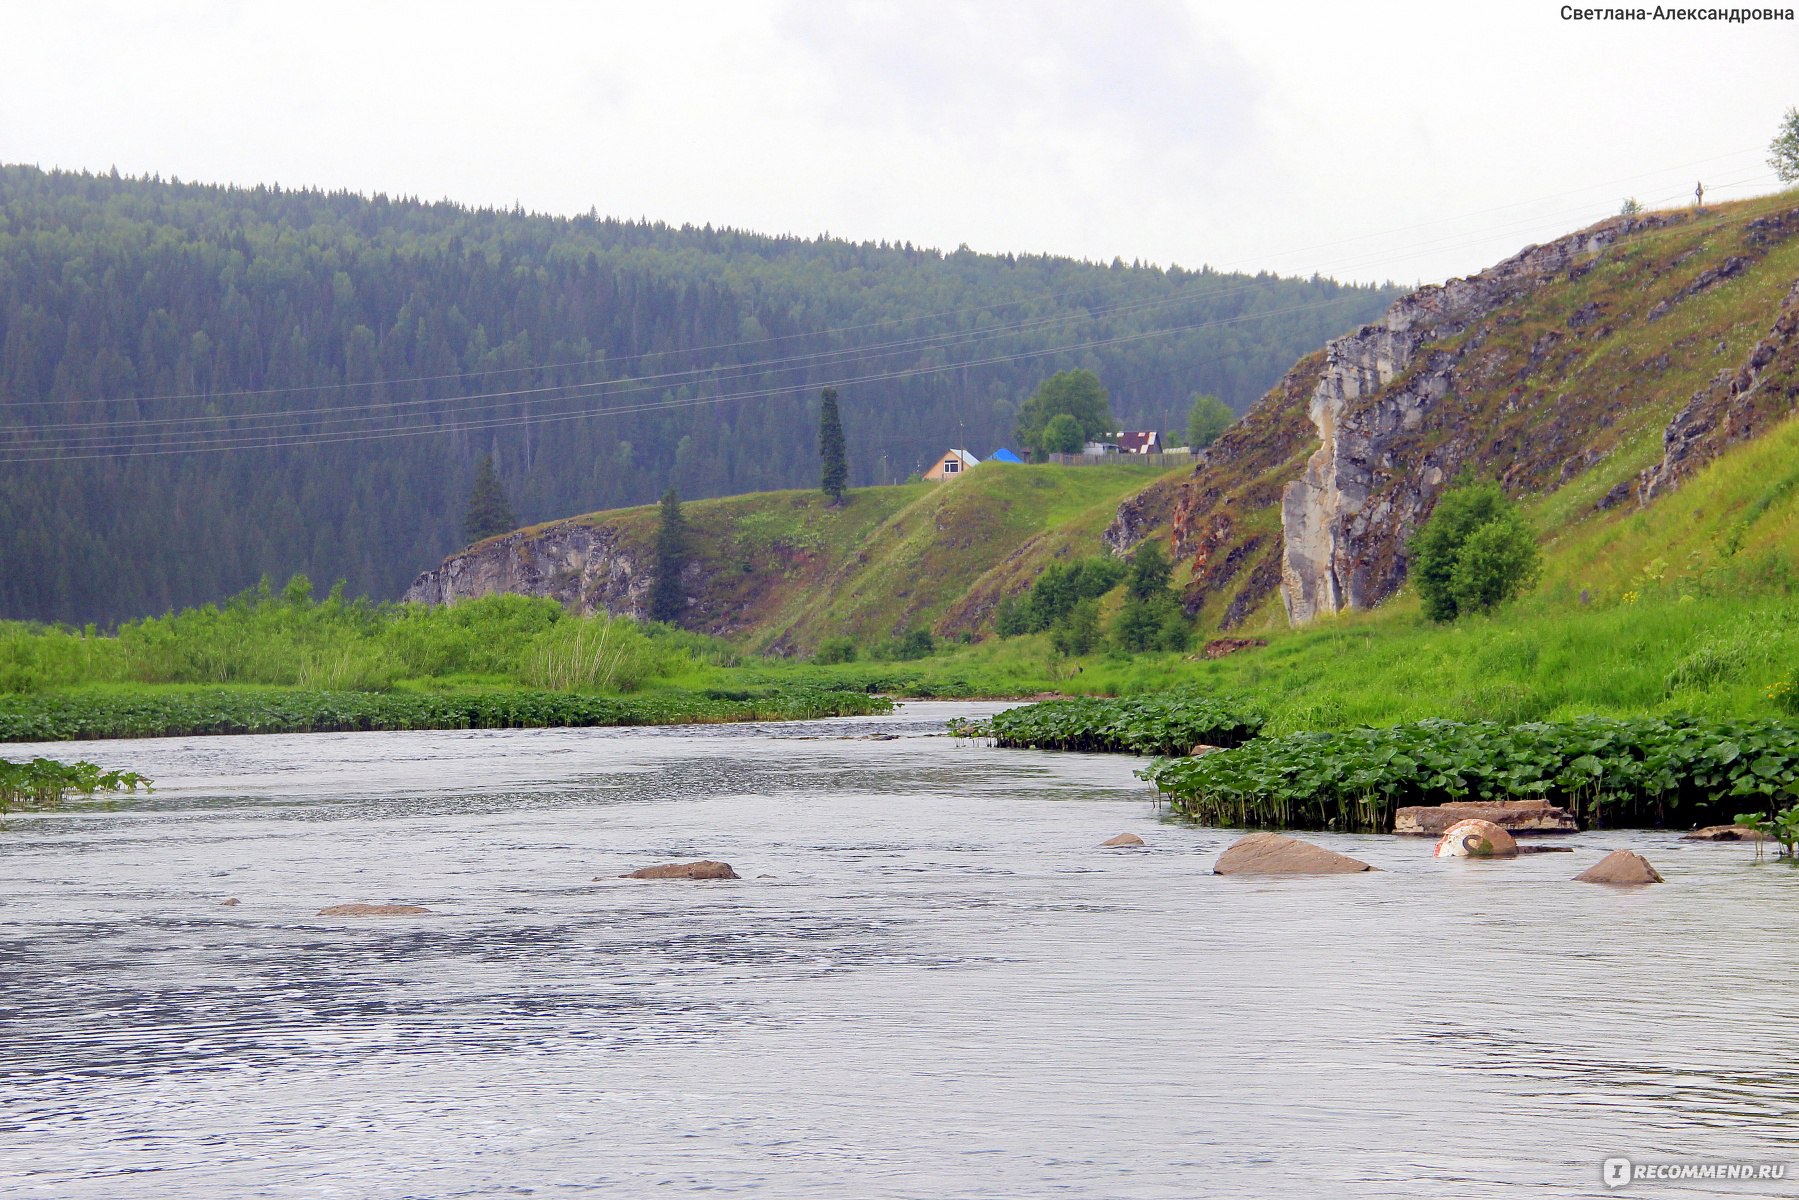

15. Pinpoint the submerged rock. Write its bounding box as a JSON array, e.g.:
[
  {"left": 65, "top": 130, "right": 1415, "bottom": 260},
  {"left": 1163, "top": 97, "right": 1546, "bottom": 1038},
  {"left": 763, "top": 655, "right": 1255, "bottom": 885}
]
[
  {"left": 318, "top": 902, "right": 432, "bottom": 916},
  {"left": 1681, "top": 824, "right": 1769, "bottom": 842},
  {"left": 1214, "top": 832, "right": 1378, "bottom": 876},
  {"left": 619, "top": 860, "right": 739, "bottom": 880},
  {"left": 1433, "top": 819, "right": 1519, "bottom": 859},
  {"left": 220, "top": 897, "right": 241, "bottom": 907},
  {"left": 1395, "top": 799, "right": 1576, "bottom": 836},
  {"left": 1574, "top": 849, "right": 1664, "bottom": 885},
  {"left": 1100, "top": 832, "right": 1146, "bottom": 848}
]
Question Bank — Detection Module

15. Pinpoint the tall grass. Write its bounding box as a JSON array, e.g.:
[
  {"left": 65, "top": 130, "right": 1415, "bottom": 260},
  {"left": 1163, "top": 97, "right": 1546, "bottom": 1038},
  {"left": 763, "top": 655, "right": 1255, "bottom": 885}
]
[{"left": 0, "top": 577, "right": 730, "bottom": 696}]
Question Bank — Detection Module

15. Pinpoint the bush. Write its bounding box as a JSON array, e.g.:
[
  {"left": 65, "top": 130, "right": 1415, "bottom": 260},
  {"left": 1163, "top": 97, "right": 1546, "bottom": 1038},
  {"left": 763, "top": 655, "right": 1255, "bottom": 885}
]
[
  {"left": 1050, "top": 599, "right": 1103, "bottom": 656},
  {"left": 814, "top": 636, "right": 858, "bottom": 665},
  {"left": 1042, "top": 413, "right": 1085, "bottom": 454},
  {"left": 997, "top": 556, "right": 1125, "bottom": 637},
  {"left": 516, "top": 616, "right": 663, "bottom": 692},
  {"left": 1410, "top": 481, "right": 1540, "bottom": 621},
  {"left": 871, "top": 627, "right": 935, "bottom": 661}
]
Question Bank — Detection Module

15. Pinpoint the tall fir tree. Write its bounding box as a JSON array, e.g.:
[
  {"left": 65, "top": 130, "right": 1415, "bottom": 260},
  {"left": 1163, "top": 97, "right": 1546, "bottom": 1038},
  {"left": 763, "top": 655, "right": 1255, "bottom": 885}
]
[
  {"left": 462, "top": 454, "right": 517, "bottom": 544},
  {"left": 650, "top": 487, "right": 688, "bottom": 624},
  {"left": 819, "top": 387, "right": 848, "bottom": 504}
]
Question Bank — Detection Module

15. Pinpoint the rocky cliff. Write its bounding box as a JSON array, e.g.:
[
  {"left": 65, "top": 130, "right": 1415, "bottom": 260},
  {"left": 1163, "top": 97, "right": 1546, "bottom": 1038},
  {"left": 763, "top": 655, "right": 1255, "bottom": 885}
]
[
  {"left": 405, "top": 522, "right": 654, "bottom": 617},
  {"left": 1156, "top": 197, "right": 1799, "bottom": 630}
]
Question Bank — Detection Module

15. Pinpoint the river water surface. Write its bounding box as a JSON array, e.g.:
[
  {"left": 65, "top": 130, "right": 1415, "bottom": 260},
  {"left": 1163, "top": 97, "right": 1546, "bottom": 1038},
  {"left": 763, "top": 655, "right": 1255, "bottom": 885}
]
[{"left": 3, "top": 702, "right": 1795, "bottom": 1199}]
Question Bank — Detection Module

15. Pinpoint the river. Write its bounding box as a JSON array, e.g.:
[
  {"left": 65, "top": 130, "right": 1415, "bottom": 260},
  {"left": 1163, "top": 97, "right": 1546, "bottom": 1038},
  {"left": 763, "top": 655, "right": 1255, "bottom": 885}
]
[{"left": 2, "top": 701, "right": 1794, "bottom": 1198}]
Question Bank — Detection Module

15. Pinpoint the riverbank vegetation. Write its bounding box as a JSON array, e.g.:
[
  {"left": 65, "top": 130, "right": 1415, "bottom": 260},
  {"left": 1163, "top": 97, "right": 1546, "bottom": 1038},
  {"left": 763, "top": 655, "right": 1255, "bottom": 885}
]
[
  {"left": 0, "top": 583, "right": 886, "bottom": 742},
  {"left": 0, "top": 756, "right": 150, "bottom": 818},
  {"left": 1139, "top": 715, "right": 1799, "bottom": 833}
]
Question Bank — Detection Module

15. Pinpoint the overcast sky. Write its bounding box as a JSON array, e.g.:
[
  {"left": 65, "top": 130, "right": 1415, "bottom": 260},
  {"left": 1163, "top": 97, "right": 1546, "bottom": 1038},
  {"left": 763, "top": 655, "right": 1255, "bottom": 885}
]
[{"left": 3, "top": 1, "right": 1794, "bottom": 285}]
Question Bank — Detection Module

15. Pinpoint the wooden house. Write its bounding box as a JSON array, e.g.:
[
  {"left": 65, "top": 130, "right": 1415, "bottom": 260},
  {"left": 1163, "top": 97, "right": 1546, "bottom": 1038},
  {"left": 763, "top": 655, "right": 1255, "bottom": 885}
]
[{"left": 923, "top": 448, "right": 981, "bottom": 480}]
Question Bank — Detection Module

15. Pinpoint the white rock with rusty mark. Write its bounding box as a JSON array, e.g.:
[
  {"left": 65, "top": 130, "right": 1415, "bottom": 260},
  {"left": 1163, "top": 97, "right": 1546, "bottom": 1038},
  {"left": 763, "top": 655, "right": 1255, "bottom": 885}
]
[{"left": 1433, "top": 819, "right": 1519, "bottom": 859}]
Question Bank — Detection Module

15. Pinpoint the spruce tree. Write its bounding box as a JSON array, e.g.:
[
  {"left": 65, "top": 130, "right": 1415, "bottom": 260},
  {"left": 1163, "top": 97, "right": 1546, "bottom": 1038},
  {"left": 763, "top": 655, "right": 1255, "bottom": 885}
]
[
  {"left": 462, "top": 454, "right": 517, "bottom": 544},
  {"left": 819, "top": 387, "right": 848, "bottom": 504},
  {"left": 650, "top": 487, "right": 688, "bottom": 624}
]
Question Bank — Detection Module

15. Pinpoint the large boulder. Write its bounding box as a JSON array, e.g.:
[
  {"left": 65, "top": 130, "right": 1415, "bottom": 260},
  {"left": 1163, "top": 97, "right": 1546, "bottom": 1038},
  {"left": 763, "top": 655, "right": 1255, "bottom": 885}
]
[
  {"left": 318, "top": 902, "right": 431, "bottom": 916},
  {"left": 1395, "top": 799, "right": 1576, "bottom": 836},
  {"left": 1574, "top": 849, "right": 1664, "bottom": 885},
  {"left": 1681, "top": 824, "right": 1769, "bottom": 842},
  {"left": 1434, "top": 819, "right": 1519, "bottom": 859},
  {"left": 1214, "top": 832, "right": 1378, "bottom": 876},
  {"left": 619, "top": 860, "right": 739, "bottom": 880},
  {"left": 1100, "top": 832, "right": 1146, "bottom": 848}
]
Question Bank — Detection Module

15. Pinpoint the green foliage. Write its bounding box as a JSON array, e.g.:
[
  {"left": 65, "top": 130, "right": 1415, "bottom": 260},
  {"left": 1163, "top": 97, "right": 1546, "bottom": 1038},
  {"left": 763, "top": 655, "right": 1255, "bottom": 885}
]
[
  {"left": 870, "top": 627, "right": 936, "bottom": 661},
  {"left": 1041, "top": 414, "right": 1085, "bottom": 454},
  {"left": 0, "top": 756, "right": 151, "bottom": 818},
  {"left": 949, "top": 691, "right": 1262, "bottom": 755},
  {"left": 1111, "top": 541, "right": 1188, "bottom": 653},
  {"left": 814, "top": 636, "right": 858, "bottom": 665},
  {"left": 819, "top": 387, "right": 849, "bottom": 503},
  {"left": 1449, "top": 513, "right": 1541, "bottom": 615},
  {"left": 1410, "top": 481, "right": 1540, "bottom": 621},
  {"left": 1771, "top": 106, "right": 1799, "bottom": 184},
  {"left": 1619, "top": 197, "right": 1644, "bottom": 216},
  {"left": 1185, "top": 394, "right": 1234, "bottom": 449},
  {"left": 517, "top": 617, "right": 662, "bottom": 692},
  {"left": 462, "top": 454, "right": 518, "bottom": 545},
  {"left": 0, "top": 165, "right": 1398, "bottom": 626},
  {"left": 1122, "top": 541, "right": 1173, "bottom": 602},
  {"left": 1050, "top": 599, "right": 1103, "bottom": 656},
  {"left": 1015, "top": 369, "right": 1115, "bottom": 459},
  {"left": 998, "top": 556, "right": 1125, "bottom": 638},
  {"left": 1113, "top": 595, "right": 1189, "bottom": 653},
  {"left": 1735, "top": 802, "right": 1799, "bottom": 858},
  {"left": 651, "top": 488, "right": 689, "bottom": 625},
  {"left": 0, "top": 686, "right": 890, "bottom": 743},
  {"left": 1142, "top": 715, "right": 1799, "bottom": 832}
]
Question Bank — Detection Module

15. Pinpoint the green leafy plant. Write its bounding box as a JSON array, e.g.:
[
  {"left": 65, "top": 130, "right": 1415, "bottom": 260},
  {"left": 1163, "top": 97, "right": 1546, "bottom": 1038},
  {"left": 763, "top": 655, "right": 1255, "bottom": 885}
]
[
  {"left": 0, "top": 756, "right": 151, "bottom": 820},
  {"left": 1410, "top": 480, "right": 1540, "bottom": 622}
]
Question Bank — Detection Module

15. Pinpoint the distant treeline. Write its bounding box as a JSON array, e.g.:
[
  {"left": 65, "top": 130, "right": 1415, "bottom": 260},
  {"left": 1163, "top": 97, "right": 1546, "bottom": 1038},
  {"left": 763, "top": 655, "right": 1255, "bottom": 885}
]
[{"left": 0, "top": 165, "right": 1399, "bottom": 623}]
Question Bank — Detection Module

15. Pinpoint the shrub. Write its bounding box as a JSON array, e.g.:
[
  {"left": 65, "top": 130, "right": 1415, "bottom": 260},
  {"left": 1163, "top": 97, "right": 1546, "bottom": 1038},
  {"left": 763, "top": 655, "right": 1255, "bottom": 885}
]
[
  {"left": 1410, "top": 481, "right": 1539, "bottom": 621},
  {"left": 814, "top": 636, "right": 858, "bottom": 665},
  {"left": 1050, "top": 599, "right": 1103, "bottom": 656}
]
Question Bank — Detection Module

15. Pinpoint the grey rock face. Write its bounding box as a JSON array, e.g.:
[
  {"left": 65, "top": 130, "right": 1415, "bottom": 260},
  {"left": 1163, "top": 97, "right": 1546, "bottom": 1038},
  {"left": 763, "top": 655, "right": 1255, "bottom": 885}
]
[
  {"left": 1279, "top": 218, "right": 1674, "bottom": 625},
  {"left": 404, "top": 521, "right": 651, "bottom": 618}
]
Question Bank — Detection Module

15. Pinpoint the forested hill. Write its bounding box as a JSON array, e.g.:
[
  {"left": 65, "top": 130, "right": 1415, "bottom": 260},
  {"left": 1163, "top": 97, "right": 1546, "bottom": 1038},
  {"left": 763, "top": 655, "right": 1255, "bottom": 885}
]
[{"left": 0, "top": 165, "right": 1399, "bottom": 624}]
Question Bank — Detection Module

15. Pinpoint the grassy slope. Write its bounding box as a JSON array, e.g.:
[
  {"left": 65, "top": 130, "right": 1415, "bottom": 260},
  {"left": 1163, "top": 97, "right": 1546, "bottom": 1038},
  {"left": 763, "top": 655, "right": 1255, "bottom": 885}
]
[
  {"left": 549, "top": 462, "right": 1174, "bottom": 655},
  {"left": 1126, "top": 196, "right": 1799, "bottom": 638}
]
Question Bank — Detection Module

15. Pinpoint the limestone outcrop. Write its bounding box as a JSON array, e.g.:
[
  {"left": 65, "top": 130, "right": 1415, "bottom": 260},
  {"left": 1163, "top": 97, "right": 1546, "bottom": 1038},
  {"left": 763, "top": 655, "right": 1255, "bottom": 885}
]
[
  {"left": 405, "top": 521, "right": 653, "bottom": 617},
  {"left": 1278, "top": 216, "right": 1681, "bottom": 624}
]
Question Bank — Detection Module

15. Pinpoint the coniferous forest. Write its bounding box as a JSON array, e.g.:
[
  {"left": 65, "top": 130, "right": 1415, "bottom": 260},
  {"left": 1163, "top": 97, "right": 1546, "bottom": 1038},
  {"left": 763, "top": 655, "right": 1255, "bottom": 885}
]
[{"left": 0, "top": 165, "right": 1399, "bottom": 624}]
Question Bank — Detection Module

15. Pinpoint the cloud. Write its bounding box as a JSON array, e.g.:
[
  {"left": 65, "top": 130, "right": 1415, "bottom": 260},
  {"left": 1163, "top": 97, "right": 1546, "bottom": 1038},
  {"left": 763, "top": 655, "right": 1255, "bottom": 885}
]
[{"left": 776, "top": 0, "right": 1262, "bottom": 171}]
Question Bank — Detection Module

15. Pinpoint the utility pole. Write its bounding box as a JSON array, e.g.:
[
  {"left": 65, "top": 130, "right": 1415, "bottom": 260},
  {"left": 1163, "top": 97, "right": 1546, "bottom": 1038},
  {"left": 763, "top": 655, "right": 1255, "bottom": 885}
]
[{"left": 1695, "top": 180, "right": 1705, "bottom": 209}]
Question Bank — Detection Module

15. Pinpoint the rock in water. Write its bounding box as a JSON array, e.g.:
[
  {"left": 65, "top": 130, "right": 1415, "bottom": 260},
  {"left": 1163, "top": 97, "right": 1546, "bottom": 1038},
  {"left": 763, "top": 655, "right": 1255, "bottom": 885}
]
[
  {"left": 1394, "top": 799, "right": 1576, "bottom": 836},
  {"left": 1681, "top": 824, "right": 1769, "bottom": 842},
  {"left": 1213, "top": 832, "right": 1378, "bottom": 875},
  {"left": 1100, "top": 832, "right": 1146, "bottom": 848},
  {"left": 619, "top": 860, "right": 739, "bottom": 880},
  {"left": 1574, "top": 849, "right": 1664, "bottom": 885},
  {"left": 220, "top": 897, "right": 241, "bottom": 907},
  {"left": 1433, "top": 819, "right": 1519, "bottom": 859},
  {"left": 318, "top": 903, "right": 432, "bottom": 916}
]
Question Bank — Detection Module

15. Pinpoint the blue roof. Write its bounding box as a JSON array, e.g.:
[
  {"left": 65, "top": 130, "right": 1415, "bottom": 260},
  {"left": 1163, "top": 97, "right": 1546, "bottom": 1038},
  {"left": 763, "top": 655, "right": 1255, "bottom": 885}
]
[{"left": 989, "top": 448, "right": 1024, "bottom": 463}]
